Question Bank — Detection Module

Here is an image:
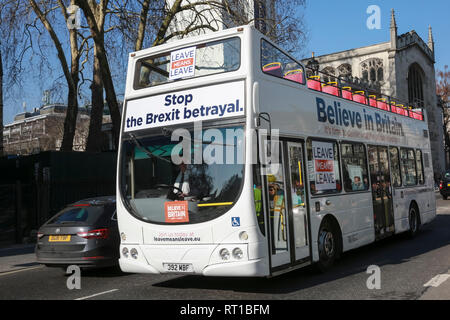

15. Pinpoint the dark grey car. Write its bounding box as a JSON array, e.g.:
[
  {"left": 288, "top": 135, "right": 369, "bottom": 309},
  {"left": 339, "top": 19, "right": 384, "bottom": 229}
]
[{"left": 35, "top": 196, "right": 119, "bottom": 269}]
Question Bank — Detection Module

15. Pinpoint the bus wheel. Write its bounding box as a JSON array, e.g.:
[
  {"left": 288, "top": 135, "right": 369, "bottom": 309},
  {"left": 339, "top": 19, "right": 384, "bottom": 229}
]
[
  {"left": 317, "top": 219, "right": 340, "bottom": 272},
  {"left": 408, "top": 204, "right": 420, "bottom": 237}
]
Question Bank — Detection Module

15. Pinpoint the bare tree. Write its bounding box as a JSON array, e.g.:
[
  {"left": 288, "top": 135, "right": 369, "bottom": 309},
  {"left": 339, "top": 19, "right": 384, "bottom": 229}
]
[
  {"left": 28, "top": 0, "right": 85, "bottom": 151},
  {"left": 83, "top": 1, "right": 108, "bottom": 153},
  {"left": 437, "top": 65, "right": 449, "bottom": 167},
  {"left": 77, "top": 0, "right": 307, "bottom": 152},
  {"left": 0, "top": 44, "right": 3, "bottom": 157}
]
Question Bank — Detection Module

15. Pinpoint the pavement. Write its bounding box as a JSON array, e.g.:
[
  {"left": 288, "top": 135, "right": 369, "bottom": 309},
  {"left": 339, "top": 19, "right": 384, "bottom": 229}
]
[{"left": 0, "top": 244, "right": 40, "bottom": 274}]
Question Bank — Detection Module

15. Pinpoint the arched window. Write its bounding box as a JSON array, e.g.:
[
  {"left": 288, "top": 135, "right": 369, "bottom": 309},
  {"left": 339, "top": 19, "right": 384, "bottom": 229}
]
[
  {"left": 362, "top": 70, "right": 369, "bottom": 81},
  {"left": 377, "top": 68, "right": 383, "bottom": 81},
  {"left": 321, "top": 66, "right": 336, "bottom": 84},
  {"left": 360, "top": 58, "right": 383, "bottom": 83},
  {"left": 370, "top": 68, "right": 376, "bottom": 81},
  {"left": 338, "top": 64, "right": 352, "bottom": 78},
  {"left": 408, "top": 63, "right": 424, "bottom": 108}
]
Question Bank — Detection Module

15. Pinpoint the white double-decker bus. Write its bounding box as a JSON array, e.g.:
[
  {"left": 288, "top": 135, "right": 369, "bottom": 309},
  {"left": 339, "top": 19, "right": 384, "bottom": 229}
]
[{"left": 117, "top": 25, "right": 436, "bottom": 277}]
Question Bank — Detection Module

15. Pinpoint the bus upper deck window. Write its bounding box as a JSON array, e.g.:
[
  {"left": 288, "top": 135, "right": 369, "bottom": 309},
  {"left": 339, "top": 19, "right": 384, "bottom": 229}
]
[
  {"left": 284, "top": 69, "right": 304, "bottom": 84},
  {"left": 260, "top": 39, "right": 305, "bottom": 84},
  {"left": 134, "top": 37, "right": 241, "bottom": 89},
  {"left": 262, "top": 62, "right": 282, "bottom": 77}
]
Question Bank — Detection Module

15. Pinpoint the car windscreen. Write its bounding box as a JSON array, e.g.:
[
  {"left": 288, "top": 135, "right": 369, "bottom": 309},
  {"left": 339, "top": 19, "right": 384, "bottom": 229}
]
[{"left": 47, "top": 206, "right": 105, "bottom": 225}]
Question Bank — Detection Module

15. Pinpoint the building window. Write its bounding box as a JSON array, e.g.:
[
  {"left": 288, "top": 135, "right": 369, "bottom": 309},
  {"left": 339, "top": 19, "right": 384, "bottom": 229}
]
[
  {"left": 337, "top": 63, "right": 352, "bottom": 78},
  {"left": 361, "top": 58, "right": 383, "bottom": 82},
  {"left": 408, "top": 63, "right": 424, "bottom": 108},
  {"left": 321, "top": 66, "right": 336, "bottom": 84}
]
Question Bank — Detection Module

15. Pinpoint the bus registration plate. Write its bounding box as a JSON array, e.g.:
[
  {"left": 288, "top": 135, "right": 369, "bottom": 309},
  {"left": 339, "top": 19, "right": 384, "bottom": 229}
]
[{"left": 163, "top": 263, "right": 193, "bottom": 273}]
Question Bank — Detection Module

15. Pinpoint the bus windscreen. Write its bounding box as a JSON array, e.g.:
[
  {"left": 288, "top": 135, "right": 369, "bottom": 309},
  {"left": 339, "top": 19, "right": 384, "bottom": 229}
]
[{"left": 120, "top": 125, "right": 244, "bottom": 224}]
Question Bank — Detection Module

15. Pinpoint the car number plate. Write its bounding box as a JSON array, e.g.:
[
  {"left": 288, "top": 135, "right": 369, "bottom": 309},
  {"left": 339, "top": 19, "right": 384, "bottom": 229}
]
[
  {"left": 49, "top": 235, "right": 71, "bottom": 242},
  {"left": 163, "top": 263, "right": 194, "bottom": 273}
]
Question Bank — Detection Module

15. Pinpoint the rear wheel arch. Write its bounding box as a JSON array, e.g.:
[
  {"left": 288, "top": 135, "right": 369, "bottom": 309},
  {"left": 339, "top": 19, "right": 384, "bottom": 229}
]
[
  {"left": 316, "top": 214, "right": 343, "bottom": 272},
  {"left": 408, "top": 201, "right": 421, "bottom": 236},
  {"left": 410, "top": 200, "right": 421, "bottom": 225}
]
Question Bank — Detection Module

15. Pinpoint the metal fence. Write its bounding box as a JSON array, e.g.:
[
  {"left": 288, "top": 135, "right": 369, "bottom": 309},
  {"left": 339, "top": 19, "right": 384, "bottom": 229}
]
[{"left": 0, "top": 151, "right": 117, "bottom": 245}]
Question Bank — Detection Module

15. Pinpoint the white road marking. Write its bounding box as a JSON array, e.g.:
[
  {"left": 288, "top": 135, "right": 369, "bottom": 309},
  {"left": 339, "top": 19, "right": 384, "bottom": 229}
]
[
  {"left": 75, "top": 289, "right": 119, "bottom": 300},
  {"left": 0, "top": 266, "right": 44, "bottom": 276},
  {"left": 424, "top": 274, "right": 450, "bottom": 287}
]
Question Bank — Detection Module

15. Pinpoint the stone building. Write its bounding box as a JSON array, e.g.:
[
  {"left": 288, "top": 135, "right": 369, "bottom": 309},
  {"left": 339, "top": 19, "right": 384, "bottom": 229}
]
[
  {"left": 2, "top": 104, "right": 114, "bottom": 155},
  {"left": 302, "top": 9, "right": 445, "bottom": 178}
]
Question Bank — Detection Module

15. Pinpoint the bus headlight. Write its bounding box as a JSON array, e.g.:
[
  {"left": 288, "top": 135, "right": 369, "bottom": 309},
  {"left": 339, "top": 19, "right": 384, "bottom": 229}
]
[
  {"left": 130, "top": 248, "right": 138, "bottom": 259},
  {"left": 219, "top": 248, "right": 230, "bottom": 261},
  {"left": 232, "top": 247, "right": 243, "bottom": 260},
  {"left": 239, "top": 231, "right": 248, "bottom": 241},
  {"left": 122, "top": 247, "right": 129, "bottom": 258}
]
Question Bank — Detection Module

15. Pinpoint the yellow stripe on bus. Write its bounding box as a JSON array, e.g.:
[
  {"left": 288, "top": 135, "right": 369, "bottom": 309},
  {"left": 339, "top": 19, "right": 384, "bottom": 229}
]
[{"left": 197, "top": 202, "right": 233, "bottom": 207}]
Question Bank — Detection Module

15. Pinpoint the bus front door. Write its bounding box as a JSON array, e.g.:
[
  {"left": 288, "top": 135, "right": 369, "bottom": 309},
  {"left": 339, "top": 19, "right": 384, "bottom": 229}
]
[
  {"left": 285, "top": 142, "right": 310, "bottom": 263},
  {"left": 261, "top": 139, "right": 310, "bottom": 271},
  {"left": 368, "top": 145, "right": 395, "bottom": 239}
]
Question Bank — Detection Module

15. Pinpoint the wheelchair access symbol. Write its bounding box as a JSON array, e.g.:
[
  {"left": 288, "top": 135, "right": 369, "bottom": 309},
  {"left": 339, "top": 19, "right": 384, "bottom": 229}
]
[{"left": 231, "top": 217, "right": 241, "bottom": 227}]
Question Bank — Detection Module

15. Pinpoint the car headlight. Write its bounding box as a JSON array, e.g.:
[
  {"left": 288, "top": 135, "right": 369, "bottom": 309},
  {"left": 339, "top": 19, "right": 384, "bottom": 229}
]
[{"left": 122, "top": 247, "right": 129, "bottom": 258}]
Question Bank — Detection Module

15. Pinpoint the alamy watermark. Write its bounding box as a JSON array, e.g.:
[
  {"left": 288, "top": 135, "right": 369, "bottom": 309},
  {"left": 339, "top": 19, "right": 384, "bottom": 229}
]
[
  {"left": 66, "top": 5, "right": 81, "bottom": 30},
  {"left": 366, "top": 265, "right": 381, "bottom": 290},
  {"left": 66, "top": 265, "right": 81, "bottom": 290},
  {"left": 366, "top": 5, "right": 381, "bottom": 30},
  {"left": 166, "top": 122, "right": 281, "bottom": 175}
]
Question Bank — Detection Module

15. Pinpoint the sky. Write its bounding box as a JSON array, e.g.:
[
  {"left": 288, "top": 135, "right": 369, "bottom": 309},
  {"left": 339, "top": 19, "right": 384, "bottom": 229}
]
[
  {"left": 2, "top": 0, "right": 450, "bottom": 125},
  {"left": 302, "top": 0, "right": 450, "bottom": 72}
]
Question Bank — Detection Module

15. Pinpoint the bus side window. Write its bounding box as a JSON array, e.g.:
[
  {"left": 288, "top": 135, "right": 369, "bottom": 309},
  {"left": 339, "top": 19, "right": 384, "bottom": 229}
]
[
  {"left": 341, "top": 142, "right": 369, "bottom": 192},
  {"left": 389, "top": 147, "right": 402, "bottom": 187},
  {"left": 307, "top": 139, "right": 342, "bottom": 195},
  {"left": 416, "top": 149, "right": 425, "bottom": 185},
  {"left": 400, "top": 148, "right": 417, "bottom": 186}
]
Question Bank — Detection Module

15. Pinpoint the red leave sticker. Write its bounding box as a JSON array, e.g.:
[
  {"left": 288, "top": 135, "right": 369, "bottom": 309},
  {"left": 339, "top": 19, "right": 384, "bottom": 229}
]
[{"left": 165, "top": 201, "right": 189, "bottom": 223}]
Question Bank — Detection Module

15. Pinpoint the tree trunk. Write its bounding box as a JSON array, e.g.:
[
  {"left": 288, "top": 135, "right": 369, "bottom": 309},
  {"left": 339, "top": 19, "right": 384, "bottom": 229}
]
[
  {"left": 85, "top": 47, "right": 104, "bottom": 152},
  {"left": 60, "top": 26, "right": 79, "bottom": 151},
  {"left": 135, "top": 0, "right": 151, "bottom": 52},
  {"left": 29, "top": 0, "right": 79, "bottom": 152},
  {"left": 75, "top": 0, "right": 121, "bottom": 149}
]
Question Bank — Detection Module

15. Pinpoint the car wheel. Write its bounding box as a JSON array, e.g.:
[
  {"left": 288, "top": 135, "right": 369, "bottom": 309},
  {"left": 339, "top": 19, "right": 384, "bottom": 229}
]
[
  {"left": 317, "top": 219, "right": 340, "bottom": 272},
  {"left": 442, "top": 195, "right": 448, "bottom": 200},
  {"left": 408, "top": 205, "right": 420, "bottom": 237}
]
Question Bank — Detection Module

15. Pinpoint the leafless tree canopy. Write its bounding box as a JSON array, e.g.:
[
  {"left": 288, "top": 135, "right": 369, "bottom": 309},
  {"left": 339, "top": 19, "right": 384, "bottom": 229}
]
[
  {"left": 1, "top": 0, "right": 308, "bottom": 152},
  {"left": 437, "top": 65, "right": 449, "bottom": 162}
]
